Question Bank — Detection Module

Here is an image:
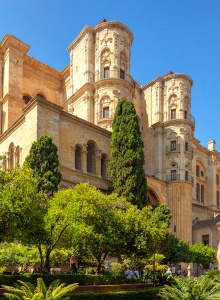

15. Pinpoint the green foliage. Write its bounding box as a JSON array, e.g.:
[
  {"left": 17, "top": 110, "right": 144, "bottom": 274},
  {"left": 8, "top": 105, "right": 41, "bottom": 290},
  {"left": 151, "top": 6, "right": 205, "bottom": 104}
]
[
  {"left": 123, "top": 205, "right": 171, "bottom": 259},
  {"left": 52, "top": 183, "right": 130, "bottom": 274},
  {"left": 164, "top": 234, "right": 189, "bottom": 264},
  {"left": 189, "top": 242, "right": 216, "bottom": 265},
  {"left": 0, "top": 274, "right": 128, "bottom": 287},
  {"left": 0, "top": 166, "right": 47, "bottom": 243},
  {"left": 164, "top": 235, "right": 216, "bottom": 266},
  {"left": 110, "top": 263, "right": 124, "bottom": 275},
  {"left": 68, "top": 289, "right": 160, "bottom": 300},
  {"left": 0, "top": 243, "right": 40, "bottom": 270},
  {"left": 25, "top": 135, "right": 61, "bottom": 196},
  {"left": 50, "top": 249, "right": 72, "bottom": 267},
  {"left": 159, "top": 275, "right": 220, "bottom": 300},
  {"left": 108, "top": 99, "right": 148, "bottom": 208},
  {"left": 3, "top": 278, "right": 78, "bottom": 300}
]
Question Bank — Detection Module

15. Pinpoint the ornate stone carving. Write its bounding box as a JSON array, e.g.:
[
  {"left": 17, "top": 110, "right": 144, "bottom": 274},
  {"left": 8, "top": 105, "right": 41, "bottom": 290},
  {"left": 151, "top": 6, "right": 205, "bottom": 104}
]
[
  {"left": 101, "top": 49, "right": 111, "bottom": 64},
  {"left": 169, "top": 95, "right": 177, "bottom": 107},
  {"left": 101, "top": 96, "right": 111, "bottom": 106},
  {"left": 100, "top": 36, "right": 113, "bottom": 45},
  {"left": 168, "top": 79, "right": 179, "bottom": 92},
  {"left": 112, "top": 89, "right": 120, "bottom": 96}
]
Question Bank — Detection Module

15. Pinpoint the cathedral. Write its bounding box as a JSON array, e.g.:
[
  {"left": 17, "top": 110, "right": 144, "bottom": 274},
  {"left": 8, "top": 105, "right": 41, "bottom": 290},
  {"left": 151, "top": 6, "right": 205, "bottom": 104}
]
[{"left": 0, "top": 19, "right": 220, "bottom": 267}]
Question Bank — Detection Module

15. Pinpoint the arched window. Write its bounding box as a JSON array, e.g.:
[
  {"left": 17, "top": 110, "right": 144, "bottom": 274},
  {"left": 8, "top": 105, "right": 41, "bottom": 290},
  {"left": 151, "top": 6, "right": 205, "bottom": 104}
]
[
  {"left": 217, "top": 191, "right": 220, "bottom": 207},
  {"left": 15, "top": 146, "right": 20, "bottom": 166},
  {"left": 103, "top": 107, "right": 109, "bottom": 118},
  {"left": 196, "top": 183, "right": 200, "bottom": 201},
  {"left": 23, "top": 95, "right": 31, "bottom": 104},
  {"left": 196, "top": 165, "right": 200, "bottom": 177},
  {"left": 101, "top": 154, "right": 108, "bottom": 179},
  {"left": 171, "top": 170, "right": 177, "bottom": 181},
  {"left": 87, "top": 141, "right": 96, "bottom": 174},
  {"left": 201, "top": 185, "right": 204, "bottom": 203},
  {"left": 100, "top": 96, "right": 111, "bottom": 120},
  {"left": 170, "top": 109, "right": 176, "bottom": 119},
  {"left": 75, "top": 145, "right": 82, "bottom": 170},
  {"left": 101, "top": 49, "right": 111, "bottom": 79}
]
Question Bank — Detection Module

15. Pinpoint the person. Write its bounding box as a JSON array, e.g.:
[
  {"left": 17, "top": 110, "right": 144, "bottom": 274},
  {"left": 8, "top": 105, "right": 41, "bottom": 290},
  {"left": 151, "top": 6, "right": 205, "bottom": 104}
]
[
  {"left": 183, "top": 269, "right": 187, "bottom": 277},
  {"left": 165, "top": 267, "right": 172, "bottom": 278},
  {"left": 70, "top": 255, "right": 78, "bottom": 274},
  {"left": 133, "top": 267, "right": 140, "bottom": 279},
  {"left": 177, "top": 268, "right": 181, "bottom": 276},
  {"left": 125, "top": 267, "right": 134, "bottom": 279}
]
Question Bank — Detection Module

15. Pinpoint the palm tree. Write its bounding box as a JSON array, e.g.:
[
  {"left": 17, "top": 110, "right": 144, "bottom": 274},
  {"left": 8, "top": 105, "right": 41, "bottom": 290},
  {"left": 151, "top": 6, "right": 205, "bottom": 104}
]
[
  {"left": 3, "top": 278, "right": 78, "bottom": 300},
  {"left": 159, "top": 276, "right": 220, "bottom": 300}
]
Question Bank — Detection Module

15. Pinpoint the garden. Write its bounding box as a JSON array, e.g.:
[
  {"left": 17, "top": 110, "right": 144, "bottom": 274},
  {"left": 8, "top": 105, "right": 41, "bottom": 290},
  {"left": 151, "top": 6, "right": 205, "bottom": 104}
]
[{"left": 0, "top": 100, "right": 219, "bottom": 299}]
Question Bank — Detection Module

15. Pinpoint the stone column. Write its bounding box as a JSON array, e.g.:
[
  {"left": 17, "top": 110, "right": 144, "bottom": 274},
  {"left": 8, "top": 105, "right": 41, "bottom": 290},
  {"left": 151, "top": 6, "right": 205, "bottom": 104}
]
[
  {"left": 81, "top": 144, "right": 87, "bottom": 173},
  {"left": 96, "top": 149, "right": 102, "bottom": 177}
]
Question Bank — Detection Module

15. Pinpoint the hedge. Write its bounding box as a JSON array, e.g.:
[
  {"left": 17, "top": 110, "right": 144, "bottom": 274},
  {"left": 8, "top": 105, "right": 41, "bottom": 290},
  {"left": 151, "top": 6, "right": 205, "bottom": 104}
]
[
  {"left": 0, "top": 274, "right": 128, "bottom": 287},
  {"left": 68, "top": 289, "right": 161, "bottom": 300}
]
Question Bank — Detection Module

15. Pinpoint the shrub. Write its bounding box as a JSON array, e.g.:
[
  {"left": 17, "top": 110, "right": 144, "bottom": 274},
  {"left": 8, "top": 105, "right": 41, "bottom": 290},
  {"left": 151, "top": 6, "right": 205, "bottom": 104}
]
[
  {"left": 3, "top": 278, "right": 78, "bottom": 300},
  {"left": 68, "top": 289, "right": 160, "bottom": 299},
  {"left": 0, "top": 274, "right": 128, "bottom": 287}
]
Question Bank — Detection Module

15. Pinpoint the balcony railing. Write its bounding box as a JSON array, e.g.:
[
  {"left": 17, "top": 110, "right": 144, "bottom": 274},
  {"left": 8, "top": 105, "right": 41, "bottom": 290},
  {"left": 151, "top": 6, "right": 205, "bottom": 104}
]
[
  {"left": 93, "top": 70, "right": 135, "bottom": 87},
  {"left": 163, "top": 112, "right": 195, "bottom": 124},
  {"left": 166, "top": 144, "right": 180, "bottom": 154},
  {"left": 166, "top": 174, "right": 194, "bottom": 183}
]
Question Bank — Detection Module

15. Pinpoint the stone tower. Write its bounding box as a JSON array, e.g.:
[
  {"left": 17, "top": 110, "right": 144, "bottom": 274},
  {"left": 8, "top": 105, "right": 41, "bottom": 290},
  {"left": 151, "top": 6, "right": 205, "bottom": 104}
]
[
  {"left": 142, "top": 72, "right": 195, "bottom": 242},
  {"left": 66, "top": 19, "right": 134, "bottom": 130}
]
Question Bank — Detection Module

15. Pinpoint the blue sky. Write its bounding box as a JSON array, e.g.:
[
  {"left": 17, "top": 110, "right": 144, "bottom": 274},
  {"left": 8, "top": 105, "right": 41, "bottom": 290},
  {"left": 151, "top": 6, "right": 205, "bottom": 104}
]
[{"left": 0, "top": 0, "right": 219, "bottom": 150}]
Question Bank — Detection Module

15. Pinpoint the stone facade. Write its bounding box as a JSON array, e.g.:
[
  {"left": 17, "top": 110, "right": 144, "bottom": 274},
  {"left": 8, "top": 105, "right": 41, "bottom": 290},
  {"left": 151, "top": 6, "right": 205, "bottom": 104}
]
[{"left": 0, "top": 19, "right": 220, "bottom": 267}]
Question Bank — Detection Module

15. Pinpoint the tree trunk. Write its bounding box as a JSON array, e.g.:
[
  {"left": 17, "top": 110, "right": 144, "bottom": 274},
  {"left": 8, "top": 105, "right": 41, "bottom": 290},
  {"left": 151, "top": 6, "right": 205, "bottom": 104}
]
[
  {"left": 38, "top": 245, "right": 44, "bottom": 273},
  {"left": 95, "top": 252, "right": 109, "bottom": 274},
  {"left": 45, "top": 246, "right": 52, "bottom": 273}
]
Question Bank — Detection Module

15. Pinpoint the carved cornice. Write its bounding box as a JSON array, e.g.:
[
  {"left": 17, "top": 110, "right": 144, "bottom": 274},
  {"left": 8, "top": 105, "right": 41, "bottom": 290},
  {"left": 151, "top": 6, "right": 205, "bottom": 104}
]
[
  {"left": 67, "top": 26, "right": 94, "bottom": 52},
  {"left": 94, "top": 21, "right": 133, "bottom": 44},
  {"left": 1, "top": 34, "right": 30, "bottom": 55},
  {"left": 141, "top": 73, "right": 193, "bottom": 92},
  {"left": 24, "top": 56, "right": 61, "bottom": 79},
  {"left": 193, "top": 137, "right": 220, "bottom": 158},
  {"left": 94, "top": 78, "right": 133, "bottom": 93}
]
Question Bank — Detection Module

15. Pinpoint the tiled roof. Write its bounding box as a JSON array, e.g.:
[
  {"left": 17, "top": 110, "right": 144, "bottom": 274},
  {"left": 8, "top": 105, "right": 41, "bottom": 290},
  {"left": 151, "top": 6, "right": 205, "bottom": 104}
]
[{"left": 193, "top": 217, "right": 220, "bottom": 228}]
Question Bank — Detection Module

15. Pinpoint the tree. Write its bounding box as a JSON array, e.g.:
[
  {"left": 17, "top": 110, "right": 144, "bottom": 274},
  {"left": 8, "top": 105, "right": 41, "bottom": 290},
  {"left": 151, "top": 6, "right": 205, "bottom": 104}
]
[
  {"left": 0, "top": 166, "right": 47, "bottom": 244},
  {"left": 57, "top": 183, "right": 130, "bottom": 274},
  {"left": 164, "top": 234, "right": 190, "bottom": 264},
  {"left": 0, "top": 243, "right": 40, "bottom": 272},
  {"left": 108, "top": 98, "right": 148, "bottom": 208},
  {"left": 164, "top": 235, "right": 216, "bottom": 272},
  {"left": 25, "top": 136, "right": 61, "bottom": 196},
  {"left": 189, "top": 242, "right": 216, "bottom": 273}
]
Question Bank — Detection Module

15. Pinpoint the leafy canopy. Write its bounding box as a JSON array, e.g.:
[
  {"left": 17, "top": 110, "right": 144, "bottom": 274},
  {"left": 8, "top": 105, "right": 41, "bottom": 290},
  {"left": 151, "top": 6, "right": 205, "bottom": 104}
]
[
  {"left": 25, "top": 135, "right": 61, "bottom": 196},
  {"left": 0, "top": 166, "right": 47, "bottom": 243},
  {"left": 108, "top": 99, "right": 148, "bottom": 208}
]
